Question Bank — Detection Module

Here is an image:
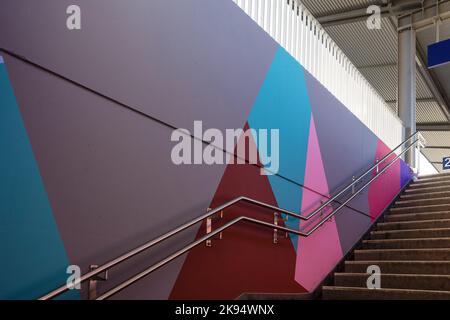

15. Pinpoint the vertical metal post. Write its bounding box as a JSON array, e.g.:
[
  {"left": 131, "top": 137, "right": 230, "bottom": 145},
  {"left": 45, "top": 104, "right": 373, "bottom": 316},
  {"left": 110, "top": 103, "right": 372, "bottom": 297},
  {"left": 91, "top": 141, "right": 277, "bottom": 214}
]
[
  {"left": 352, "top": 176, "right": 356, "bottom": 194},
  {"left": 88, "top": 265, "right": 108, "bottom": 300},
  {"left": 285, "top": 215, "right": 289, "bottom": 238},
  {"left": 219, "top": 210, "right": 224, "bottom": 240},
  {"left": 417, "top": 141, "right": 421, "bottom": 174},
  {"left": 88, "top": 265, "right": 98, "bottom": 300},
  {"left": 398, "top": 26, "right": 416, "bottom": 168},
  {"left": 273, "top": 212, "right": 279, "bottom": 244},
  {"left": 376, "top": 158, "right": 379, "bottom": 174},
  {"left": 206, "top": 208, "right": 212, "bottom": 247}
]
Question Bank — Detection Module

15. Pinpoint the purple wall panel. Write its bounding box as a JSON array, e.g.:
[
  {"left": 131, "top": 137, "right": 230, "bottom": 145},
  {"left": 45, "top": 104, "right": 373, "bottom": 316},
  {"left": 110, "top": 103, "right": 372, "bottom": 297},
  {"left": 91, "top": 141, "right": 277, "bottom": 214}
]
[
  {"left": 0, "top": 0, "right": 277, "bottom": 135},
  {"left": 5, "top": 55, "right": 229, "bottom": 299}
]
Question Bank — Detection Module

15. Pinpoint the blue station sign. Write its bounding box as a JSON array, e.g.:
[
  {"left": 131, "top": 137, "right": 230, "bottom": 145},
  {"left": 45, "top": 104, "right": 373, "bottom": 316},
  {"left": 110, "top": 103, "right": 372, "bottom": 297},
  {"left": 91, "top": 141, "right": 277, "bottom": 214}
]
[
  {"left": 443, "top": 156, "right": 450, "bottom": 170},
  {"left": 428, "top": 38, "right": 450, "bottom": 68}
]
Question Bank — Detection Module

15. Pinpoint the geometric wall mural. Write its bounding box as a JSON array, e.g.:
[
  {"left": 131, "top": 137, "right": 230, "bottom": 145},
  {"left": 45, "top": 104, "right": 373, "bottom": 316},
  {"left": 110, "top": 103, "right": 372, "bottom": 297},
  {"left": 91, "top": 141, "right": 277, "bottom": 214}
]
[
  {"left": 0, "top": 0, "right": 413, "bottom": 299},
  {"left": 169, "top": 45, "right": 412, "bottom": 298}
]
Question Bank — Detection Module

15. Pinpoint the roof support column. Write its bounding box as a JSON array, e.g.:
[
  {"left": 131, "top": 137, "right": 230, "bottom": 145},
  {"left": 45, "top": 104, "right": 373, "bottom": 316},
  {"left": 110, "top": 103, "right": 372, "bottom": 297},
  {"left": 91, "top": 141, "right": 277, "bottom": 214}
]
[{"left": 398, "top": 26, "right": 416, "bottom": 167}]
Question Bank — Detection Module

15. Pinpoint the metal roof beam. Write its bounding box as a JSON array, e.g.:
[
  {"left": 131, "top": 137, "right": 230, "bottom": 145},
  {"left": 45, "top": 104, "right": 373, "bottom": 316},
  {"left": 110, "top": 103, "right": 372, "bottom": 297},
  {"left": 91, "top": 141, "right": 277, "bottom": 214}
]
[
  {"left": 358, "top": 63, "right": 397, "bottom": 69},
  {"left": 424, "top": 146, "right": 450, "bottom": 149},
  {"left": 386, "top": 98, "right": 437, "bottom": 103},
  {"left": 417, "top": 123, "right": 450, "bottom": 131},
  {"left": 397, "top": 0, "right": 450, "bottom": 31},
  {"left": 316, "top": 1, "right": 425, "bottom": 27},
  {"left": 317, "top": 5, "right": 393, "bottom": 26}
]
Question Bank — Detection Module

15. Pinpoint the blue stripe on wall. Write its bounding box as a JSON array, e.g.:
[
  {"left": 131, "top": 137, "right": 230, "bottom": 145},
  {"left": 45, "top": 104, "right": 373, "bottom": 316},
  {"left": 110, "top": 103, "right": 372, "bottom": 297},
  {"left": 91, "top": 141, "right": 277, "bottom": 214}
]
[
  {"left": 0, "top": 60, "right": 78, "bottom": 299},
  {"left": 247, "top": 48, "right": 312, "bottom": 250}
]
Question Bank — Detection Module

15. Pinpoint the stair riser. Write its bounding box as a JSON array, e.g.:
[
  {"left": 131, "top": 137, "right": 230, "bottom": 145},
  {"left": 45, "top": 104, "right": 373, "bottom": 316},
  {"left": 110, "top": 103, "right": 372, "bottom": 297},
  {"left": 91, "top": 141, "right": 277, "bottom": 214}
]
[
  {"left": 371, "top": 229, "right": 450, "bottom": 239},
  {"left": 395, "top": 199, "right": 450, "bottom": 207},
  {"left": 362, "top": 239, "right": 450, "bottom": 249},
  {"left": 405, "top": 186, "right": 450, "bottom": 194},
  {"left": 416, "top": 176, "right": 450, "bottom": 184},
  {"left": 334, "top": 274, "right": 450, "bottom": 291},
  {"left": 384, "top": 212, "right": 450, "bottom": 222},
  {"left": 390, "top": 204, "right": 450, "bottom": 214},
  {"left": 345, "top": 262, "right": 450, "bottom": 275},
  {"left": 322, "top": 288, "right": 450, "bottom": 300},
  {"left": 377, "top": 220, "right": 450, "bottom": 231},
  {"left": 354, "top": 250, "right": 450, "bottom": 261},
  {"left": 409, "top": 180, "right": 450, "bottom": 189},
  {"left": 401, "top": 192, "right": 450, "bottom": 201},
  {"left": 419, "top": 173, "right": 450, "bottom": 178}
]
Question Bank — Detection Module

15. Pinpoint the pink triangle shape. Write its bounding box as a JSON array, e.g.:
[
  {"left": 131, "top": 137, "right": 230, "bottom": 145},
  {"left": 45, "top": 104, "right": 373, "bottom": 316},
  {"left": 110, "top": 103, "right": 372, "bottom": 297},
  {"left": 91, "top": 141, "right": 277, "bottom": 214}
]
[{"left": 294, "top": 115, "right": 343, "bottom": 292}]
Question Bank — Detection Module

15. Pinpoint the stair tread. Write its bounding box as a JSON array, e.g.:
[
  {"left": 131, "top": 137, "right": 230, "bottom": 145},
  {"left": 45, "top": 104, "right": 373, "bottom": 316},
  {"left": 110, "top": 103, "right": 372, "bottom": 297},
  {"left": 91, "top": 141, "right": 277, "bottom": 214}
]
[
  {"left": 364, "top": 237, "right": 450, "bottom": 243},
  {"left": 401, "top": 192, "right": 450, "bottom": 200},
  {"left": 395, "top": 197, "right": 450, "bottom": 205},
  {"left": 324, "top": 285, "right": 450, "bottom": 292},
  {"left": 346, "top": 260, "right": 450, "bottom": 264},
  {"left": 412, "top": 178, "right": 450, "bottom": 182},
  {"left": 410, "top": 180, "right": 450, "bottom": 187},
  {"left": 387, "top": 211, "right": 450, "bottom": 217},
  {"left": 322, "top": 286, "right": 450, "bottom": 298},
  {"left": 391, "top": 204, "right": 450, "bottom": 211},
  {"left": 418, "top": 172, "right": 450, "bottom": 179},
  {"left": 335, "top": 272, "right": 450, "bottom": 278},
  {"left": 371, "top": 227, "right": 450, "bottom": 234},
  {"left": 405, "top": 186, "right": 450, "bottom": 193},
  {"left": 378, "top": 218, "right": 450, "bottom": 225},
  {"left": 371, "top": 228, "right": 450, "bottom": 238},
  {"left": 355, "top": 248, "right": 450, "bottom": 252}
]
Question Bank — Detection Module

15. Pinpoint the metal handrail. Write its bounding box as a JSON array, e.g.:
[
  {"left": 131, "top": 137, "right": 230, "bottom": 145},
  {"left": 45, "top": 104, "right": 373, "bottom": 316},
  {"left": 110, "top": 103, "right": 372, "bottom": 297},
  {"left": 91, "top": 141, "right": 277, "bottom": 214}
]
[
  {"left": 96, "top": 138, "right": 418, "bottom": 300},
  {"left": 39, "top": 132, "right": 418, "bottom": 300}
]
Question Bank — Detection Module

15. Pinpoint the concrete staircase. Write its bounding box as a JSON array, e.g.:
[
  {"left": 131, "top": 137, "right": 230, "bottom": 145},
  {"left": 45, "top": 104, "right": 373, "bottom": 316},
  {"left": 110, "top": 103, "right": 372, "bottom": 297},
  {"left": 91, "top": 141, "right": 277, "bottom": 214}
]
[{"left": 323, "top": 173, "right": 450, "bottom": 300}]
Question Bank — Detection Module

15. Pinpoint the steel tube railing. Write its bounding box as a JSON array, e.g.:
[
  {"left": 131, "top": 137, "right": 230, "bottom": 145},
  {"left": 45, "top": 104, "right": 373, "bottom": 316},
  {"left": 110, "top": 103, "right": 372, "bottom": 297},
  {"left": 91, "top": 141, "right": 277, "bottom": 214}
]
[
  {"left": 39, "top": 133, "right": 418, "bottom": 300},
  {"left": 96, "top": 138, "right": 418, "bottom": 300}
]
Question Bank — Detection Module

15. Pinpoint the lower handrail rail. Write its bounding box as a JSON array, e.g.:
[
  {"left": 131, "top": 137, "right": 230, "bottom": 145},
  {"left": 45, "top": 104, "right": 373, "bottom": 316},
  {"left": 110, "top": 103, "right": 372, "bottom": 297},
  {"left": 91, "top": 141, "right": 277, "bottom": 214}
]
[
  {"left": 95, "top": 138, "right": 418, "bottom": 300},
  {"left": 39, "top": 136, "right": 418, "bottom": 300}
]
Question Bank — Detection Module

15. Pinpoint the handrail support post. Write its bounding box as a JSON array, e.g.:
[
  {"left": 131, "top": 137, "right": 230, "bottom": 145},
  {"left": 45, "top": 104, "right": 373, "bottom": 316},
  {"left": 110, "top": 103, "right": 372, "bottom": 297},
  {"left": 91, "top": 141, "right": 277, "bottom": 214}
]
[
  {"left": 273, "top": 212, "right": 279, "bottom": 244},
  {"left": 88, "top": 265, "right": 108, "bottom": 300},
  {"left": 352, "top": 176, "right": 356, "bottom": 194},
  {"left": 206, "top": 208, "right": 212, "bottom": 247},
  {"left": 219, "top": 210, "right": 224, "bottom": 240}
]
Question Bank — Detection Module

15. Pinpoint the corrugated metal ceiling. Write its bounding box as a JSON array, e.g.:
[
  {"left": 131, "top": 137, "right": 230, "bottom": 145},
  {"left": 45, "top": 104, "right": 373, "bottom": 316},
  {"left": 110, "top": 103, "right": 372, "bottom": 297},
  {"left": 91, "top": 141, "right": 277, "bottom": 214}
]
[
  {"left": 298, "top": 0, "right": 450, "bottom": 173},
  {"left": 297, "top": 0, "right": 380, "bottom": 17}
]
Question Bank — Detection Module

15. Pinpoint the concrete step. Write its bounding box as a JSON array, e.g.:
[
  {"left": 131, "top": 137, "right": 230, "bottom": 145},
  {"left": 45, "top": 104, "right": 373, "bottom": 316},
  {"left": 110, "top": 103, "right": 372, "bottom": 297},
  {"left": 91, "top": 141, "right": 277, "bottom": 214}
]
[
  {"left": 376, "top": 219, "right": 450, "bottom": 231},
  {"left": 404, "top": 185, "right": 450, "bottom": 194},
  {"left": 416, "top": 176, "right": 450, "bottom": 186},
  {"left": 384, "top": 212, "right": 450, "bottom": 222},
  {"left": 354, "top": 248, "right": 450, "bottom": 261},
  {"left": 345, "top": 261, "right": 450, "bottom": 275},
  {"left": 419, "top": 172, "right": 450, "bottom": 179},
  {"left": 412, "top": 176, "right": 450, "bottom": 186},
  {"left": 395, "top": 197, "right": 450, "bottom": 207},
  {"left": 370, "top": 228, "right": 450, "bottom": 240},
  {"left": 400, "top": 190, "right": 450, "bottom": 201},
  {"left": 333, "top": 273, "right": 450, "bottom": 291},
  {"left": 390, "top": 204, "right": 450, "bottom": 214},
  {"left": 322, "top": 286, "right": 450, "bottom": 300},
  {"left": 415, "top": 173, "right": 450, "bottom": 180},
  {"left": 362, "top": 238, "right": 450, "bottom": 249},
  {"left": 409, "top": 180, "right": 450, "bottom": 189}
]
